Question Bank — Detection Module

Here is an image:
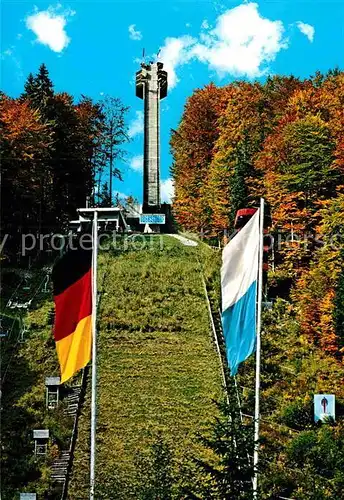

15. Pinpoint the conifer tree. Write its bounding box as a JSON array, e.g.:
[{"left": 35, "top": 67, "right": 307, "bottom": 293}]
[
  {"left": 22, "top": 72, "right": 37, "bottom": 99},
  {"left": 187, "top": 392, "right": 253, "bottom": 499},
  {"left": 134, "top": 433, "right": 176, "bottom": 500},
  {"left": 22, "top": 63, "right": 54, "bottom": 112}
]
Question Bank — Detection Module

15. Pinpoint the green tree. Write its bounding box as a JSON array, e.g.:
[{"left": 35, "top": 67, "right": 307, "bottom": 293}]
[
  {"left": 229, "top": 132, "right": 255, "bottom": 223},
  {"left": 22, "top": 72, "right": 37, "bottom": 98},
  {"left": 284, "top": 424, "right": 344, "bottom": 499},
  {"left": 134, "top": 433, "right": 177, "bottom": 500},
  {"left": 22, "top": 63, "right": 54, "bottom": 113},
  {"left": 280, "top": 116, "right": 337, "bottom": 203},
  {"left": 187, "top": 396, "right": 253, "bottom": 499}
]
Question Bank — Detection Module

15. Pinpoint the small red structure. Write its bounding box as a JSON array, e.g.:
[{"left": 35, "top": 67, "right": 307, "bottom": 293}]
[
  {"left": 234, "top": 208, "right": 257, "bottom": 230},
  {"left": 233, "top": 207, "right": 269, "bottom": 272}
]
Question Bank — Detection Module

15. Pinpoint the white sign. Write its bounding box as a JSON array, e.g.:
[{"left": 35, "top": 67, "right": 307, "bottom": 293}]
[
  {"left": 45, "top": 377, "right": 60, "bottom": 386},
  {"left": 314, "top": 394, "right": 335, "bottom": 422},
  {"left": 20, "top": 494, "right": 37, "bottom": 500},
  {"left": 33, "top": 429, "right": 49, "bottom": 439}
]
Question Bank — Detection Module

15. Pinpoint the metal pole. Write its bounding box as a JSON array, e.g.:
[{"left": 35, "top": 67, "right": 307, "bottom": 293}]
[
  {"left": 253, "top": 198, "right": 264, "bottom": 499},
  {"left": 90, "top": 210, "right": 98, "bottom": 500}
]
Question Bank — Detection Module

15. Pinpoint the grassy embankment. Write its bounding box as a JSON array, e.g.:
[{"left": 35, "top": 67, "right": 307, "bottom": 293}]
[{"left": 68, "top": 235, "right": 223, "bottom": 498}]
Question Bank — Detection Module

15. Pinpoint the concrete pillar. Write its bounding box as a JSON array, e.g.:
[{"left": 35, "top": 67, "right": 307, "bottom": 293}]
[{"left": 136, "top": 62, "right": 168, "bottom": 213}]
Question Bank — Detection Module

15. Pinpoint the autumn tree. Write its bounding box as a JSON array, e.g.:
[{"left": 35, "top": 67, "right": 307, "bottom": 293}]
[
  {"left": 170, "top": 83, "right": 231, "bottom": 234},
  {"left": 0, "top": 95, "right": 53, "bottom": 255},
  {"left": 292, "top": 193, "right": 344, "bottom": 353},
  {"left": 1, "top": 64, "right": 129, "bottom": 259}
]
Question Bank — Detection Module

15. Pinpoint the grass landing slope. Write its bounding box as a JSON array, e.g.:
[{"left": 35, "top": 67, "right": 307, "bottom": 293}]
[{"left": 68, "top": 235, "right": 223, "bottom": 498}]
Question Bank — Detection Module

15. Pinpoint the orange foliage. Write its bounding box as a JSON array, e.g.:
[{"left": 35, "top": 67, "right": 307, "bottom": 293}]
[
  {"left": 171, "top": 83, "right": 232, "bottom": 232},
  {"left": 172, "top": 71, "right": 344, "bottom": 355}
]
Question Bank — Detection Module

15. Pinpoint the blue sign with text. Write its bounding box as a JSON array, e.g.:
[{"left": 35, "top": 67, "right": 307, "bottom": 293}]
[{"left": 139, "top": 214, "right": 166, "bottom": 225}]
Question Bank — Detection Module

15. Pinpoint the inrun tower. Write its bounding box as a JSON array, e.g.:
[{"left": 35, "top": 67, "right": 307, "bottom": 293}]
[{"left": 136, "top": 61, "right": 168, "bottom": 212}]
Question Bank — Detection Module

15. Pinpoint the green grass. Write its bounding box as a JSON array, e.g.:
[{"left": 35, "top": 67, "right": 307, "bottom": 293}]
[{"left": 68, "top": 235, "right": 223, "bottom": 498}]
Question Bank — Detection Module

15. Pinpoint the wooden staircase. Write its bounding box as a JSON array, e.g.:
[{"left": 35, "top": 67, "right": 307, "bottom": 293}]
[
  {"left": 49, "top": 378, "right": 86, "bottom": 498},
  {"left": 64, "top": 386, "right": 82, "bottom": 417},
  {"left": 51, "top": 450, "right": 70, "bottom": 483}
]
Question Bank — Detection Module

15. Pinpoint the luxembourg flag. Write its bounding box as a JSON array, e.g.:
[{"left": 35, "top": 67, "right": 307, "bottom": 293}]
[{"left": 221, "top": 209, "right": 260, "bottom": 376}]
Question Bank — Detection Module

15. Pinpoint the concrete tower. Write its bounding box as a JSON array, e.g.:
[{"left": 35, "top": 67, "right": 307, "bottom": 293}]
[{"left": 136, "top": 62, "right": 168, "bottom": 212}]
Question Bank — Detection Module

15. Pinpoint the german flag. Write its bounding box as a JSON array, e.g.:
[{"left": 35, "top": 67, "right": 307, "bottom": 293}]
[{"left": 52, "top": 244, "right": 93, "bottom": 383}]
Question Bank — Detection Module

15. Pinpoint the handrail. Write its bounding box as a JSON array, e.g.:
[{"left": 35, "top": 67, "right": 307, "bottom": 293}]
[{"left": 61, "top": 366, "right": 89, "bottom": 500}]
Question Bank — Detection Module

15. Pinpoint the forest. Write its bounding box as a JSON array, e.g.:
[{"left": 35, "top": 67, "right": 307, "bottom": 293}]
[
  {"left": 0, "top": 64, "right": 129, "bottom": 261},
  {"left": 171, "top": 70, "right": 344, "bottom": 359}
]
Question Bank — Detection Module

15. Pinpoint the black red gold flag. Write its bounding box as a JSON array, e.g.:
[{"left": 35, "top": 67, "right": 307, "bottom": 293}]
[{"left": 52, "top": 244, "right": 92, "bottom": 383}]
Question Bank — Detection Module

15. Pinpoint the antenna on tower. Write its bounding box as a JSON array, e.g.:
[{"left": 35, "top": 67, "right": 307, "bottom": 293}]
[{"left": 142, "top": 48, "right": 145, "bottom": 63}]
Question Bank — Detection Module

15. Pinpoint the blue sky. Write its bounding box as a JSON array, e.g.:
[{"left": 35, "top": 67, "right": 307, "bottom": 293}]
[{"left": 1, "top": 0, "right": 343, "bottom": 204}]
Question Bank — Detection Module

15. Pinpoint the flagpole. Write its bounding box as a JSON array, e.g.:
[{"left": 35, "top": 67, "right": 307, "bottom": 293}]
[
  {"left": 253, "top": 198, "right": 264, "bottom": 499},
  {"left": 90, "top": 210, "right": 98, "bottom": 500}
]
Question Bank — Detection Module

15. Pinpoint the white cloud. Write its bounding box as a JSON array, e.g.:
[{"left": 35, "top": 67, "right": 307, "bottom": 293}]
[
  {"left": 129, "top": 24, "right": 142, "bottom": 41},
  {"left": 129, "top": 154, "right": 143, "bottom": 172},
  {"left": 128, "top": 111, "right": 144, "bottom": 138},
  {"left": 26, "top": 6, "right": 74, "bottom": 53},
  {"left": 192, "top": 3, "right": 287, "bottom": 79},
  {"left": 161, "top": 178, "right": 174, "bottom": 204},
  {"left": 296, "top": 21, "right": 315, "bottom": 42},
  {"left": 158, "top": 2, "right": 290, "bottom": 88},
  {"left": 159, "top": 36, "right": 196, "bottom": 89}
]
